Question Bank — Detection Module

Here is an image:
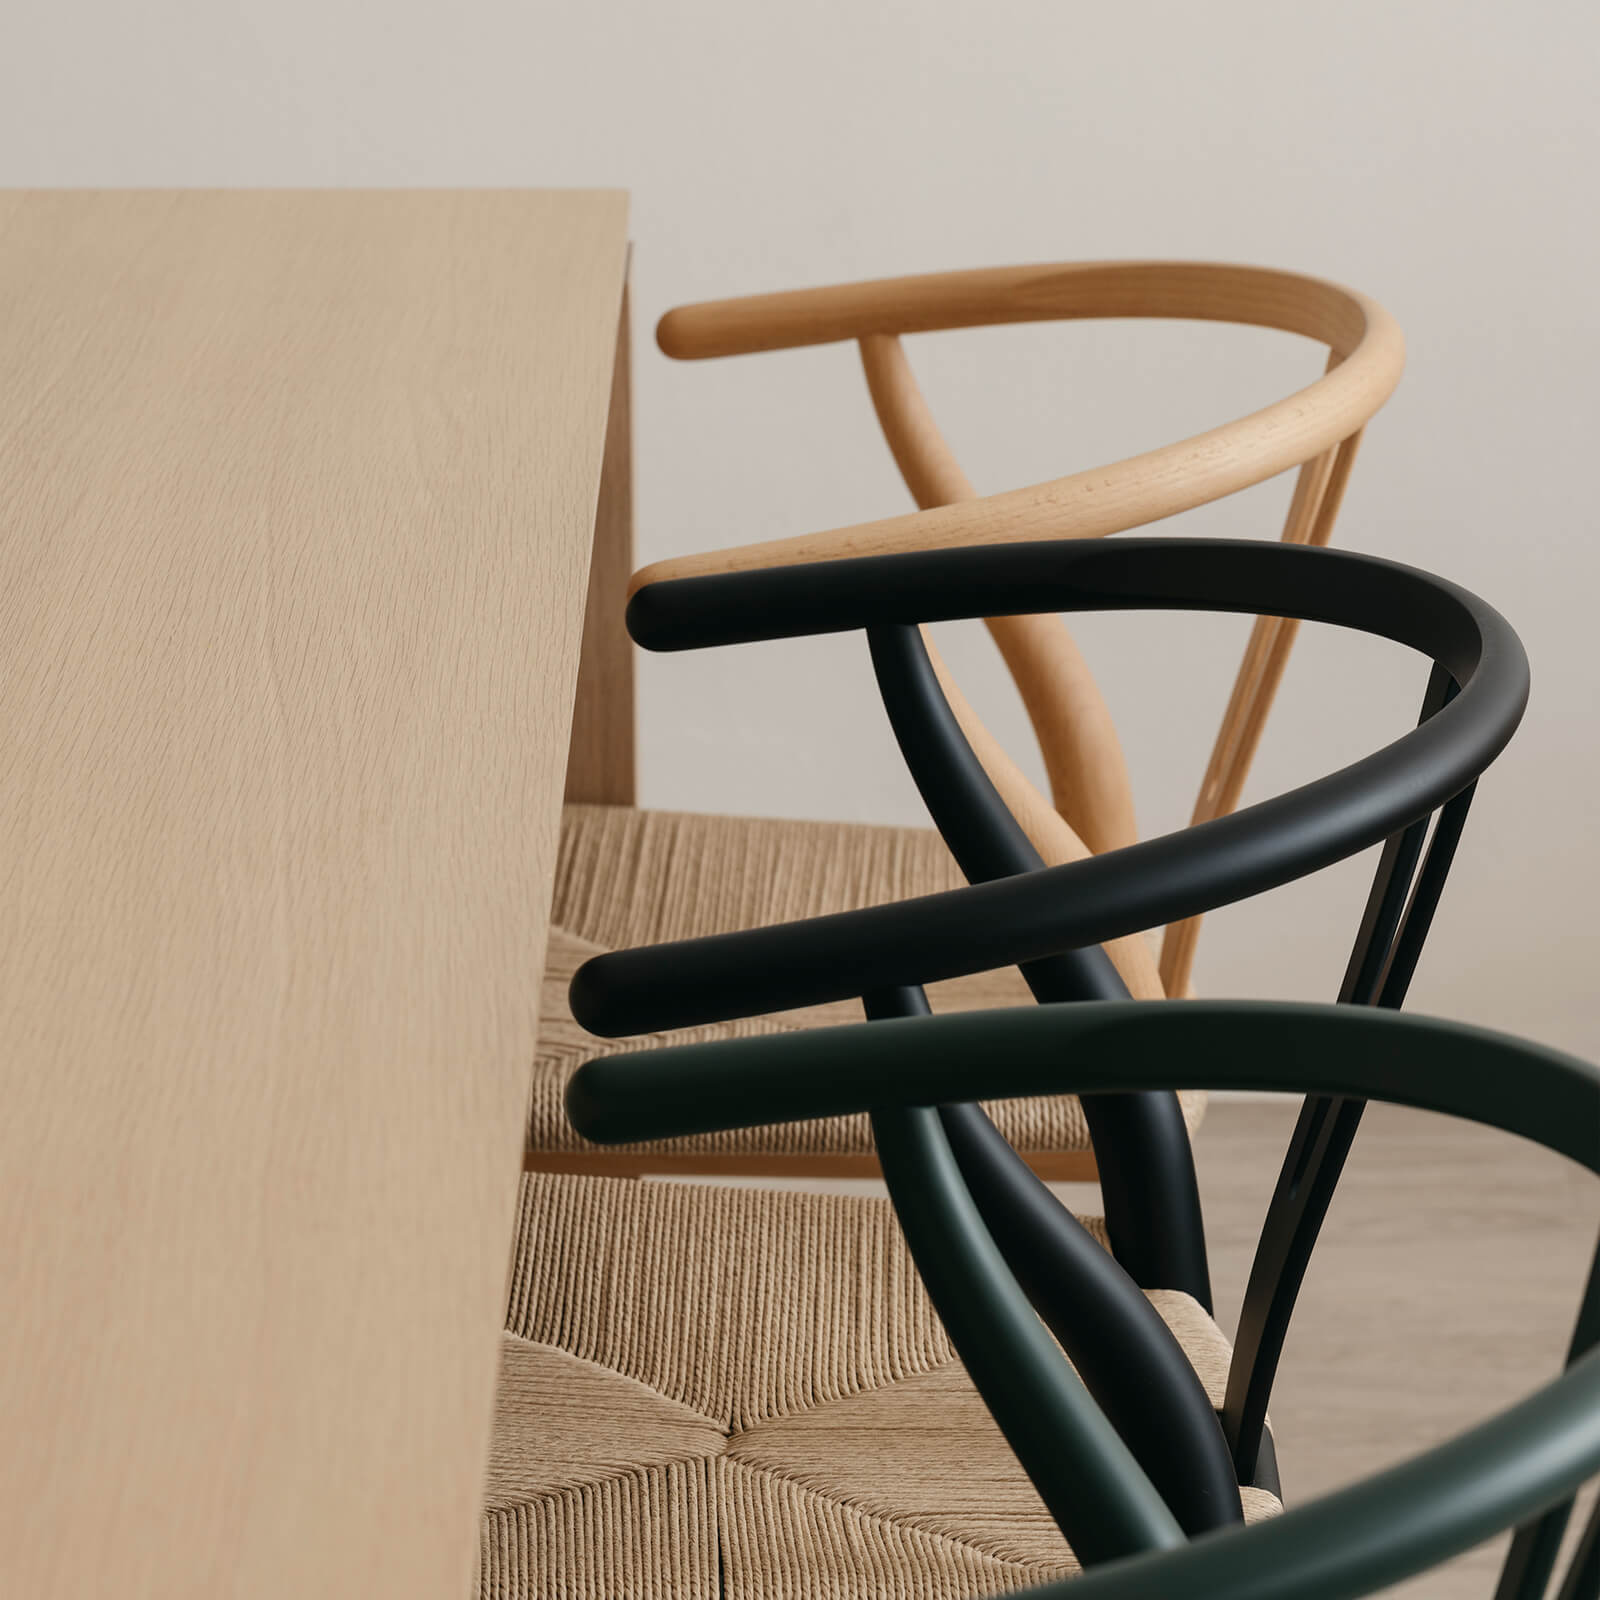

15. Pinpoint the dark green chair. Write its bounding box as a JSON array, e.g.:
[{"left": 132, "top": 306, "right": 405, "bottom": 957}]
[{"left": 569, "top": 999, "right": 1600, "bottom": 1600}]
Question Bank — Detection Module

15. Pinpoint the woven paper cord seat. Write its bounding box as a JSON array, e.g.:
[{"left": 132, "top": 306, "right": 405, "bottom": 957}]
[
  {"left": 482, "top": 1172, "right": 1278, "bottom": 1599},
  {"left": 530, "top": 803, "right": 1206, "bottom": 1173}
]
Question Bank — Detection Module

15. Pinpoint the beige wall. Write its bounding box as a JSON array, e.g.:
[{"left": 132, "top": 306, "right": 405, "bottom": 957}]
[{"left": 6, "top": 1, "right": 1596, "bottom": 1053}]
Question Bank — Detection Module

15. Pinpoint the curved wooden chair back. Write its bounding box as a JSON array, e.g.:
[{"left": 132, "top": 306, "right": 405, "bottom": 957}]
[{"left": 649, "top": 262, "right": 1405, "bottom": 998}]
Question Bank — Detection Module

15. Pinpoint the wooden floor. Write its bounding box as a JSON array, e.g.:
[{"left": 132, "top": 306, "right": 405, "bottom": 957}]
[{"left": 679, "top": 1098, "right": 1600, "bottom": 1600}]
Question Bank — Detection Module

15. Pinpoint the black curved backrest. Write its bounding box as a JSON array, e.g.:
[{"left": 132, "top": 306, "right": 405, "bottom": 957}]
[
  {"left": 573, "top": 536, "right": 1529, "bottom": 1545},
  {"left": 566, "top": 1000, "right": 1600, "bottom": 1600},
  {"left": 579, "top": 538, "right": 1526, "bottom": 1032}
]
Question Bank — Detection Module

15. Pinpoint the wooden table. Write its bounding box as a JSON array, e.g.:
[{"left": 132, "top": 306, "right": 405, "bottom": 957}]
[{"left": 0, "top": 191, "right": 632, "bottom": 1598}]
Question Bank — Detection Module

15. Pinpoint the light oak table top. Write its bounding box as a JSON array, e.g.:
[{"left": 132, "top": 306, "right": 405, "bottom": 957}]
[{"left": 0, "top": 190, "right": 629, "bottom": 1598}]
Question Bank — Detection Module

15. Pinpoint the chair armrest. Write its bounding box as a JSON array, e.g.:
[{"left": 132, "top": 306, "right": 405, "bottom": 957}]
[
  {"left": 567, "top": 998, "right": 1600, "bottom": 1173},
  {"left": 642, "top": 262, "right": 1402, "bottom": 588}
]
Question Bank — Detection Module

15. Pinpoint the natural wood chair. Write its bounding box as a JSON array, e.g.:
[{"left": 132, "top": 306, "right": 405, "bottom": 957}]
[
  {"left": 479, "top": 539, "right": 1538, "bottom": 1599},
  {"left": 531, "top": 261, "right": 1404, "bottom": 1182}
]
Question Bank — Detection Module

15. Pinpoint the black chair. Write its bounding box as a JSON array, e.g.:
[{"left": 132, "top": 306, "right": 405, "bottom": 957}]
[{"left": 569, "top": 535, "right": 1528, "bottom": 1537}]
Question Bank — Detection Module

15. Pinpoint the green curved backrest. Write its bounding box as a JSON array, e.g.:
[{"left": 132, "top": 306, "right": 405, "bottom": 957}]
[{"left": 567, "top": 1000, "right": 1600, "bottom": 1600}]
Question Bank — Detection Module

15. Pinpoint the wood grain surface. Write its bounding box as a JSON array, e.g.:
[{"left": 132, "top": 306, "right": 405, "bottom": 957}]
[
  {"left": 0, "top": 190, "right": 628, "bottom": 1599},
  {"left": 565, "top": 267, "right": 636, "bottom": 805}
]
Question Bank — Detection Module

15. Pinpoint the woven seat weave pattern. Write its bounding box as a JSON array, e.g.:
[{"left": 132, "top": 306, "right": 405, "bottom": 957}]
[{"left": 483, "top": 1173, "right": 1276, "bottom": 1598}]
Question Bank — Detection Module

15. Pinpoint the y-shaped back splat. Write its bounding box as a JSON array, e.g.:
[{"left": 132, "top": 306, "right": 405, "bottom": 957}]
[
  {"left": 860, "top": 333, "right": 1366, "bottom": 1000},
  {"left": 858, "top": 332, "right": 1163, "bottom": 1003}
]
